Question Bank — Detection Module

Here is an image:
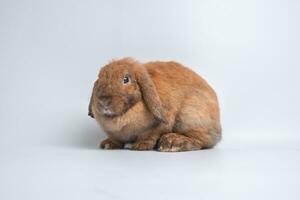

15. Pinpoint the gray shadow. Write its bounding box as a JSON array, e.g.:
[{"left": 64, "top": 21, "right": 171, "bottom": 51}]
[
  {"left": 73, "top": 120, "right": 105, "bottom": 149},
  {"left": 54, "top": 114, "right": 107, "bottom": 150}
]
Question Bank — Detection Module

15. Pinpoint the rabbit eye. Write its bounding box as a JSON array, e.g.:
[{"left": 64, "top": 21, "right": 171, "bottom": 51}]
[{"left": 123, "top": 76, "right": 130, "bottom": 84}]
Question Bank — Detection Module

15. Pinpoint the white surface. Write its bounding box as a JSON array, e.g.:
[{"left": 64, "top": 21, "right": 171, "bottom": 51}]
[
  {"left": 1, "top": 0, "right": 300, "bottom": 200},
  {"left": 2, "top": 142, "right": 300, "bottom": 200}
]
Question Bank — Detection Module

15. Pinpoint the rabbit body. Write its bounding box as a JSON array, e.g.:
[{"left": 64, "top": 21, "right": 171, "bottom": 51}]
[{"left": 89, "top": 58, "right": 221, "bottom": 152}]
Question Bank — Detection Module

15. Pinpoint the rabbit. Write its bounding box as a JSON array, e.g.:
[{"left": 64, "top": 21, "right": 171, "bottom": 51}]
[{"left": 88, "top": 58, "right": 221, "bottom": 152}]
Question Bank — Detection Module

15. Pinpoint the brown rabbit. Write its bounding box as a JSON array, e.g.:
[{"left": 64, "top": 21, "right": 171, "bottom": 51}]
[{"left": 88, "top": 58, "right": 221, "bottom": 152}]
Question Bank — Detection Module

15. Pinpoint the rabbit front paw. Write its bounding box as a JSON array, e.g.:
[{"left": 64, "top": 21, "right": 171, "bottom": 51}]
[
  {"left": 99, "top": 138, "right": 123, "bottom": 149},
  {"left": 158, "top": 133, "right": 201, "bottom": 152},
  {"left": 131, "top": 139, "right": 156, "bottom": 151}
]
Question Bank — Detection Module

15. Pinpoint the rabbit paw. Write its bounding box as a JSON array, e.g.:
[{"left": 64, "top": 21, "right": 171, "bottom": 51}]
[
  {"left": 99, "top": 138, "right": 123, "bottom": 149},
  {"left": 131, "top": 139, "right": 156, "bottom": 151},
  {"left": 158, "top": 133, "right": 201, "bottom": 152}
]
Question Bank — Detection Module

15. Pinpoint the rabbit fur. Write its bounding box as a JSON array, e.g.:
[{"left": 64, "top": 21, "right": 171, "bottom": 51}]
[{"left": 89, "top": 58, "right": 221, "bottom": 152}]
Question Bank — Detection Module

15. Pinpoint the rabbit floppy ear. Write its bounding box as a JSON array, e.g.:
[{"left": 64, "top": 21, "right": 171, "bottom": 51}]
[
  {"left": 136, "top": 67, "right": 167, "bottom": 123},
  {"left": 88, "top": 81, "right": 98, "bottom": 118},
  {"left": 88, "top": 94, "right": 94, "bottom": 118}
]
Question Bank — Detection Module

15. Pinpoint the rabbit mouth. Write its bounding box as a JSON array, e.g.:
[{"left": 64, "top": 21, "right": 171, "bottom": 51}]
[{"left": 102, "top": 108, "right": 117, "bottom": 117}]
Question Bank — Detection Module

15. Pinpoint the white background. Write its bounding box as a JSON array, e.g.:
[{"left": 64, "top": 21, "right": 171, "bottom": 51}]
[{"left": 1, "top": 0, "right": 300, "bottom": 200}]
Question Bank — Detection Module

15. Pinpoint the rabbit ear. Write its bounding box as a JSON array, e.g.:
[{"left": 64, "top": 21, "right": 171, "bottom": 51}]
[
  {"left": 88, "top": 94, "right": 94, "bottom": 118},
  {"left": 136, "top": 67, "right": 167, "bottom": 123},
  {"left": 88, "top": 81, "right": 98, "bottom": 118}
]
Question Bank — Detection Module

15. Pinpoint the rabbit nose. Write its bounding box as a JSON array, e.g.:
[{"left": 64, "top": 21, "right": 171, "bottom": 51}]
[{"left": 99, "top": 96, "right": 112, "bottom": 107}]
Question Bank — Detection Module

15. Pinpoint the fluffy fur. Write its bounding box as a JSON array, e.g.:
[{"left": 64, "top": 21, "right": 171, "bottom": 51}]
[{"left": 89, "top": 58, "right": 222, "bottom": 152}]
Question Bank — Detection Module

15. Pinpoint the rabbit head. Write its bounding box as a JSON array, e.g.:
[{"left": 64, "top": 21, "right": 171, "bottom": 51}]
[{"left": 89, "top": 58, "right": 166, "bottom": 123}]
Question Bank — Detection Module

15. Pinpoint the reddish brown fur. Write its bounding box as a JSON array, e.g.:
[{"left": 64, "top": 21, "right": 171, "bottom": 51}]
[{"left": 89, "top": 58, "right": 222, "bottom": 152}]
